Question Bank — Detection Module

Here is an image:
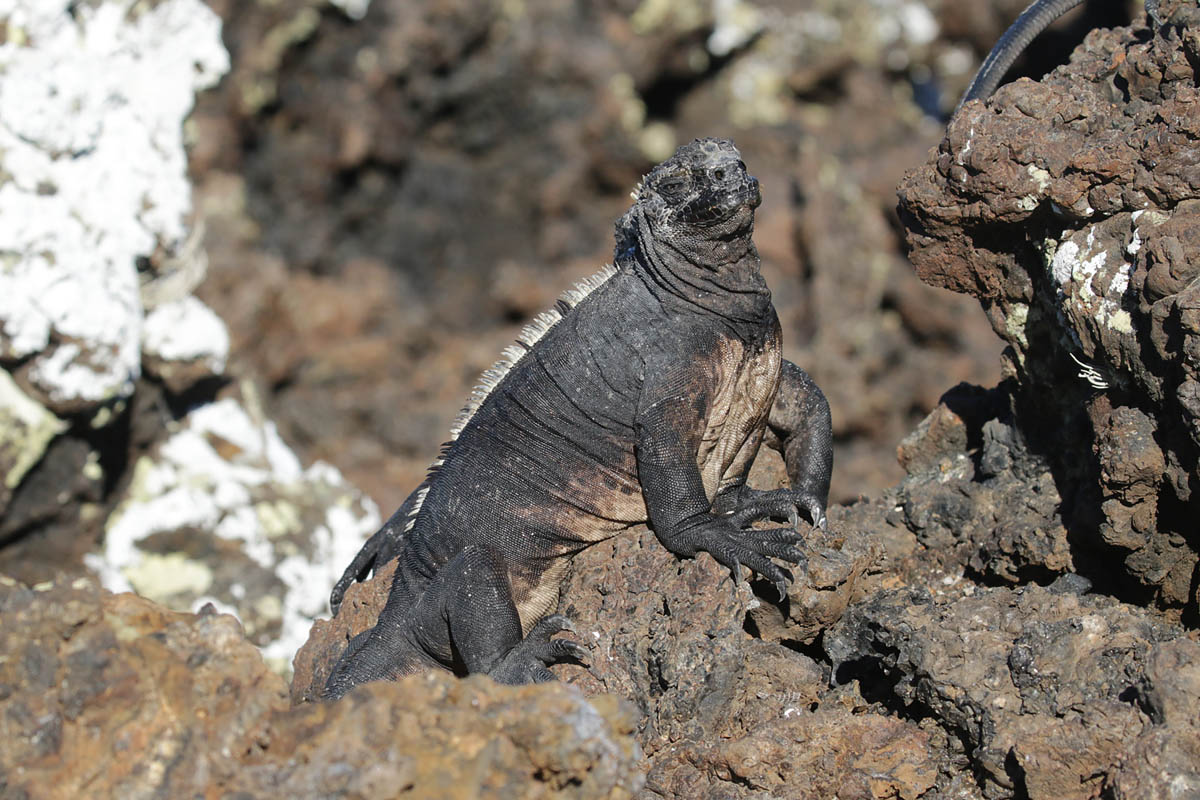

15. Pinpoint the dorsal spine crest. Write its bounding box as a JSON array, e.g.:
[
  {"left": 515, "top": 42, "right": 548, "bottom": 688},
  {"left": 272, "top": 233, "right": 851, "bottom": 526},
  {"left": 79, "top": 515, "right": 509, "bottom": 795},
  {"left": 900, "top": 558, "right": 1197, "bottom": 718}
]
[{"left": 406, "top": 262, "right": 622, "bottom": 528}]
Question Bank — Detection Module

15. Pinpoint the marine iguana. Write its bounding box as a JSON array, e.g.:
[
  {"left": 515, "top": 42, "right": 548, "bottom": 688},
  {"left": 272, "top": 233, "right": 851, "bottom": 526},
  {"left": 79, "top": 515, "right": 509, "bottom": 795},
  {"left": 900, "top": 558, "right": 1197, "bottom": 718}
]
[{"left": 322, "top": 138, "right": 833, "bottom": 698}]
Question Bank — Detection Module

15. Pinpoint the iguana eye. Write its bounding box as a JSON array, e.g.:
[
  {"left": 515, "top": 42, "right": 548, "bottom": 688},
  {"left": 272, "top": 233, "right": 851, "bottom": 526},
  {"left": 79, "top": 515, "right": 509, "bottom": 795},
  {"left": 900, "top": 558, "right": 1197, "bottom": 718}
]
[
  {"left": 655, "top": 174, "right": 689, "bottom": 199},
  {"left": 713, "top": 168, "right": 725, "bottom": 181}
]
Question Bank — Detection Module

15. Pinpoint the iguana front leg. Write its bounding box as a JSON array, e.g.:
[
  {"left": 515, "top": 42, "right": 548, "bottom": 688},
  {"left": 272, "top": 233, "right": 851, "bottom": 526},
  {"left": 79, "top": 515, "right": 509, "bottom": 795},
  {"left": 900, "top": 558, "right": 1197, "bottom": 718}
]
[
  {"left": 715, "top": 360, "right": 832, "bottom": 530},
  {"left": 636, "top": 373, "right": 806, "bottom": 600}
]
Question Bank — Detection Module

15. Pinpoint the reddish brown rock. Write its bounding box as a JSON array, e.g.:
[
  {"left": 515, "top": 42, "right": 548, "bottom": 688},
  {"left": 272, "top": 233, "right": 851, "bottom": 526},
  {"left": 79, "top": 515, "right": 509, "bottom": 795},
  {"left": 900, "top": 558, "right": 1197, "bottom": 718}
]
[
  {"left": 0, "top": 575, "right": 289, "bottom": 798},
  {"left": 899, "top": 3, "right": 1200, "bottom": 613},
  {"left": 231, "top": 674, "right": 644, "bottom": 800},
  {"left": 648, "top": 708, "right": 938, "bottom": 800},
  {"left": 744, "top": 520, "right": 880, "bottom": 648},
  {"left": 0, "top": 575, "right": 643, "bottom": 799},
  {"left": 1108, "top": 638, "right": 1200, "bottom": 798}
]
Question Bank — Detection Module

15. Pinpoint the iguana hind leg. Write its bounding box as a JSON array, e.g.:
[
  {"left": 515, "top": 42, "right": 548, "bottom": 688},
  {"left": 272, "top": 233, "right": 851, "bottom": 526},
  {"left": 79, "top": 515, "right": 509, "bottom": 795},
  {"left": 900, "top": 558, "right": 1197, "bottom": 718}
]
[{"left": 323, "top": 544, "right": 584, "bottom": 698}]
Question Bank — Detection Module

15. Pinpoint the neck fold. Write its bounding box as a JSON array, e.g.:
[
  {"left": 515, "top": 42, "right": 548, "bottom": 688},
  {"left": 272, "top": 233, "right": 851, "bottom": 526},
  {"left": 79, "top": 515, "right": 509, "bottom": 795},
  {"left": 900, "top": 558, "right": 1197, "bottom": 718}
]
[{"left": 627, "top": 207, "right": 772, "bottom": 332}]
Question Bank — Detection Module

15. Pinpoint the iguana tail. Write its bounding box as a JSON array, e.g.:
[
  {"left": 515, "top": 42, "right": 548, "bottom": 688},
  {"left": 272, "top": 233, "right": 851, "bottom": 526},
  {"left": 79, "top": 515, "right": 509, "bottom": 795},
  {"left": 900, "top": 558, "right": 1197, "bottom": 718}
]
[{"left": 328, "top": 484, "right": 425, "bottom": 613}]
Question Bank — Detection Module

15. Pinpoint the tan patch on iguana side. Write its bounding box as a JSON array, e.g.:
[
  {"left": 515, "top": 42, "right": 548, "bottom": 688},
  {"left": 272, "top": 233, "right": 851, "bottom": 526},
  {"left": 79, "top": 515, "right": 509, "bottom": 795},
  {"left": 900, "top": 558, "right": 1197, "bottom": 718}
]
[
  {"left": 698, "top": 328, "right": 783, "bottom": 498},
  {"left": 504, "top": 454, "right": 646, "bottom": 634},
  {"left": 561, "top": 460, "right": 648, "bottom": 531},
  {"left": 511, "top": 558, "right": 570, "bottom": 635}
]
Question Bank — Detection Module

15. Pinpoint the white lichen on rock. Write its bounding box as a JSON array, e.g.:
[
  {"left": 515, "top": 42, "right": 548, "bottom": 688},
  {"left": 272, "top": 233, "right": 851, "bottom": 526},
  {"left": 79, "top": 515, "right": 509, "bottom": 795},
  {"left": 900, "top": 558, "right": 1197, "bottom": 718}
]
[
  {"left": 1049, "top": 225, "right": 1134, "bottom": 336},
  {"left": 0, "top": 371, "right": 68, "bottom": 507},
  {"left": 328, "top": 0, "right": 372, "bottom": 21},
  {"left": 0, "top": 0, "right": 229, "bottom": 413},
  {"left": 1005, "top": 303, "right": 1030, "bottom": 351},
  {"left": 141, "top": 295, "right": 230, "bottom": 391},
  {"left": 87, "top": 398, "right": 381, "bottom": 671}
]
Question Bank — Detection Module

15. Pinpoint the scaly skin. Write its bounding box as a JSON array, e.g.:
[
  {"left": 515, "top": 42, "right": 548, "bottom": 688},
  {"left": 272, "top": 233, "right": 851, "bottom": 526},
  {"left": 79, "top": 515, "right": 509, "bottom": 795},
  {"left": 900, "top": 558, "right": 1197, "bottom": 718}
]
[{"left": 323, "top": 138, "right": 833, "bottom": 699}]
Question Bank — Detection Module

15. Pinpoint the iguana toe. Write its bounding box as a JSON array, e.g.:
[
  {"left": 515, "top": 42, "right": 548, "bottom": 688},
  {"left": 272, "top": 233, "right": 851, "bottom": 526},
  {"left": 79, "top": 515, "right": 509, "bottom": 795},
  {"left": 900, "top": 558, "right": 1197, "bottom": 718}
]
[
  {"left": 531, "top": 666, "right": 556, "bottom": 683},
  {"left": 489, "top": 613, "right": 587, "bottom": 684},
  {"left": 728, "top": 488, "right": 825, "bottom": 530}
]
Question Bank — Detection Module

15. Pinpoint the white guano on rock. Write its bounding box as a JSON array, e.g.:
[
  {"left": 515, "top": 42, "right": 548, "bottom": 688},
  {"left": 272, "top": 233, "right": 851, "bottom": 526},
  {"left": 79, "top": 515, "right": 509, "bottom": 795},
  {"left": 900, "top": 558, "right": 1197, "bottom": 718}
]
[{"left": 0, "top": 0, "right": 229, "bottom": 414}]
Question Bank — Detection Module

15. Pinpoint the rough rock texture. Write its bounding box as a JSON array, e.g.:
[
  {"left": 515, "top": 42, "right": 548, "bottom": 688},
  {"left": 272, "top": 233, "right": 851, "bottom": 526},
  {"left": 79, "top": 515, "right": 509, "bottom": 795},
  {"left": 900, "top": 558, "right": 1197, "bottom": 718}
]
[
  {"left": 1108, "top": 638, "right": 1200, "bottom": 799},
  {"left": 899, "top": 2, "right": 1200, "bottom": 614},
  {"left": 0, "top": 576, "right": 644, "bottom": 799},
  {"left": 895, "top": 383, "right": 1075, "bottom": 584},
  {"left": 0, "top": 574, "right": 290, "bottom": 798},
  {"left": 298, "top": 548, "right": 942, "bottom": 800},
  {"left": 826, "top": 583, "right": 1195, "bottom": 799},
  {"left": 231, "top": 674, "right": 644, "bottom": 799},
  {"left": 553, "top": 521, "right": 939, "bottom": 800}
]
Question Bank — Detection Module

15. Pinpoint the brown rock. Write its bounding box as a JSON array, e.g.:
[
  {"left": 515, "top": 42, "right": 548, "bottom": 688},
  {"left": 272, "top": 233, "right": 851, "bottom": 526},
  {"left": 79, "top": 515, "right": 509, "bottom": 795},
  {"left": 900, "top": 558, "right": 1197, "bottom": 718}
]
[
  {"left": 0, "top": 575, "right": 289, "bottom": 799},
  {"left": 898, "top": 7, "right": 1200, "bottom": 613},
  {"left": 825, "top": 582, "right": 1191, "bottom": 798},
  {"left": 651, "top": 709, "right": 938, "bottom": 800},
  {"left": 0, "top": 575, "right": 644, "bottom": 799},
  {"left": 1107, "top": 639, "right": 1200, "bottom": 798},
  {"left": 232, "top": 674, "right": 644, "bottom": 800},
  {"left": 745, "top": 521, "right": 879, "bottom": 647},
  {"left": 897, "top": 402, "right": 969, "bottom": 477}
]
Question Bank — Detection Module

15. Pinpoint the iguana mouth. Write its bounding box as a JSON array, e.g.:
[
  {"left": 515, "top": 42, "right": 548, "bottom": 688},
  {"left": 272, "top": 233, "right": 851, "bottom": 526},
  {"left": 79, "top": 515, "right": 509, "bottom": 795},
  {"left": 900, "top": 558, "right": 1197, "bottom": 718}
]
[{"left": 683, "top": 175, "right": 760, "bottom": 229}]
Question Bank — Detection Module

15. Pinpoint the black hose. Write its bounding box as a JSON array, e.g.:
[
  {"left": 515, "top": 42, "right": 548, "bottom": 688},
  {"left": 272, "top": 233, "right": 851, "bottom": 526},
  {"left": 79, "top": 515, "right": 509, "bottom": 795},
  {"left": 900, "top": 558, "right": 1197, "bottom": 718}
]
[
  {"left": 955, "top": 0, "right": 1164, "bottom": 115},
  {"left": 956, "top": 0, "right": 1086, "bottom": 114}
]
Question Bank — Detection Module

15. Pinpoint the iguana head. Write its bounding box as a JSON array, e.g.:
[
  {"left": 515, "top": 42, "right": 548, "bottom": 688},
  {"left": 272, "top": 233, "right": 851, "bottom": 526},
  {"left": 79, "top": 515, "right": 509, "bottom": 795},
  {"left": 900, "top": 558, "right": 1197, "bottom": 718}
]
[
  {"left": 616, "top": 138, "right": 769, "bottom": 317},
  {"left": 631, "top": 138, "right": 761, "bottom": 235}
]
